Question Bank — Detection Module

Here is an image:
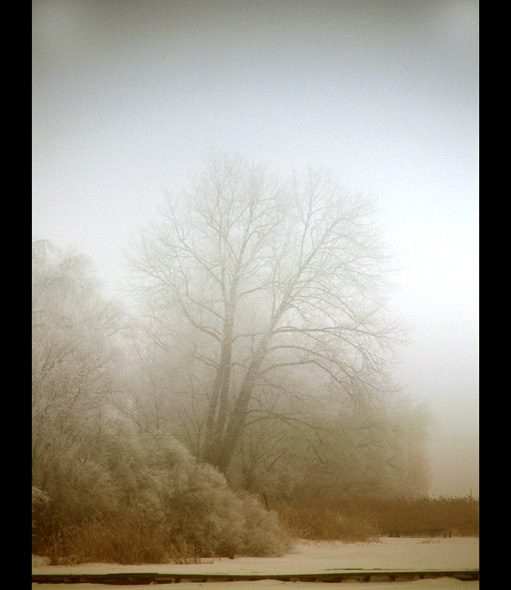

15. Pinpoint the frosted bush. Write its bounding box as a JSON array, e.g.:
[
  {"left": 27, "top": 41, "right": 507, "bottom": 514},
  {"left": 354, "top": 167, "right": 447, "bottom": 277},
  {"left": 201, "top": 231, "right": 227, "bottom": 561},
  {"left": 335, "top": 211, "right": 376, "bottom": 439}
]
[
  {"left": 32, "top": 486, "right": 50, "bottom": 508},
  {"left": 32, "top": 422, "right": 291, "bottom": 562},
  {"left": 32, "top": 486, "right": 51, "bottom": 536},
  {"left": 133, "top": 436, "right": 291, "bottom": 558},
  {"left": 238, "top": 492, "right": 292, "bottom": 556}
]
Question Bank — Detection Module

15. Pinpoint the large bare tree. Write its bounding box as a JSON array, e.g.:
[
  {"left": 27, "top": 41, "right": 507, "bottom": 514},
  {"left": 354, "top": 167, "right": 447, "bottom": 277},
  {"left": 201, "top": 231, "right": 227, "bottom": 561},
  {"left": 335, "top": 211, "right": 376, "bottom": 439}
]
[{"left": 129, "top": 154, "right": 401, "bottom": 474}]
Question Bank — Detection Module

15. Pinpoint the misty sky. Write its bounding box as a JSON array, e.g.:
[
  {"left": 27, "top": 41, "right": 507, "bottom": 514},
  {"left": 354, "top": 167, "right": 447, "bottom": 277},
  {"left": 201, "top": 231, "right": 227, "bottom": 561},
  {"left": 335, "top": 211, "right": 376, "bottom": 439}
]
[{"left": 32, "top": 0, "right": 479, "bottom": 496}]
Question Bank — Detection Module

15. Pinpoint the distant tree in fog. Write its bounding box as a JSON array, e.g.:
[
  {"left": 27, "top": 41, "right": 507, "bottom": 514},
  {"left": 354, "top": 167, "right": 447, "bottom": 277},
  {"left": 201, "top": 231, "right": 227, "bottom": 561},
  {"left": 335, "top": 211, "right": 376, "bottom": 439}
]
[
  {"left": 129, "top": 153, "right": 403, "bottom": 475},
  {"left": 32, "top": 240, "right": 126, "bottom": 499},
  {"left": 233, "top": 401, "right": 431, "bottom": 500},
  {"left": 32, "top": 240, "right": 125, "bottom": 407}
]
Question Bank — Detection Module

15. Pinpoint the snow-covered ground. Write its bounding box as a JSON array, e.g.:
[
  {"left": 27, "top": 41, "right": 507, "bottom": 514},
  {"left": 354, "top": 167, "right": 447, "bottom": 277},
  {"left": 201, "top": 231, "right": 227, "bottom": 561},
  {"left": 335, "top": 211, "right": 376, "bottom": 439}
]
[{"left": 32, "top": 537, "right": 479, "bottom": 590}]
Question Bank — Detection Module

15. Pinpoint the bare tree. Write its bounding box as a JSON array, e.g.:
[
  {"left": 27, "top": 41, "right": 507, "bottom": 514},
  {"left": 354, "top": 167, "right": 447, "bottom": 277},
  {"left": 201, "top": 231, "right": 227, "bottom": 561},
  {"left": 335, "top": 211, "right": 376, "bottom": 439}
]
[
  {"left": 129, "top": 153, "right": 402, "bottom": 474},
  {"left": 32, "top": 240, "right": 126, "bottom": 493}
]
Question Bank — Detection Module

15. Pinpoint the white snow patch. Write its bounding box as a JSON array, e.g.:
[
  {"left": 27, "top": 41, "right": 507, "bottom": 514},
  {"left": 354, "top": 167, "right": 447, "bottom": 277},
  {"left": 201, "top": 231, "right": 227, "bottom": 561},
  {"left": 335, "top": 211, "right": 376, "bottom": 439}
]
[{"left": 32, "top": 537, "right": 479, "bottom": 590}]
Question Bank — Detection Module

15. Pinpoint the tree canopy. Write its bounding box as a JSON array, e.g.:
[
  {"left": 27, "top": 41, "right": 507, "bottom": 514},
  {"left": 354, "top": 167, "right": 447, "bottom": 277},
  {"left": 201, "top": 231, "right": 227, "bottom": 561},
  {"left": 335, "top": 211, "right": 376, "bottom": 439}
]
[{"left": 129, "top": 154, "right": 403, "bottom": 474}]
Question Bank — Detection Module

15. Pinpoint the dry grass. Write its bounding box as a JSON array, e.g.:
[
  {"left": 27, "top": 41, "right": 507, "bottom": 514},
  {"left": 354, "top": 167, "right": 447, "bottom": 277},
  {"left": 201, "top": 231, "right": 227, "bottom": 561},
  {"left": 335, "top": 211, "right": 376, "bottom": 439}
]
[
  {"left": 273, "top": 495, "right": 479, "bottom": 542},
  {"left": 41, "top": 513, "right": 201, "bottom": 565},
  {"left": 363, "top": 495, "right": 480, "bottom": 537},
  {"left": 274, "top": 501, "right": 379, "bottom": 543}
]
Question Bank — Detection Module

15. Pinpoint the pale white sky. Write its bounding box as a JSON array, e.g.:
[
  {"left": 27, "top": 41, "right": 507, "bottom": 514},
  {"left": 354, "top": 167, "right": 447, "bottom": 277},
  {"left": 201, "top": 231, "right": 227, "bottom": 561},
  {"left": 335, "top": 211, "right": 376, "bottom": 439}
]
[{"left": 32, "top": 0, "right": 479, "bottom": 496}]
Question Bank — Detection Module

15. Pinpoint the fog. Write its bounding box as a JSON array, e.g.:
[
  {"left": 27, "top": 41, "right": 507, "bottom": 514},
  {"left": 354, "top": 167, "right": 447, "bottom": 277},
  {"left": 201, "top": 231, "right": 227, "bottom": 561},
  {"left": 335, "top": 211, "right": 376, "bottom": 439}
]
[{"left": 32, "top": 0, "right": 478, "bottom": 497}]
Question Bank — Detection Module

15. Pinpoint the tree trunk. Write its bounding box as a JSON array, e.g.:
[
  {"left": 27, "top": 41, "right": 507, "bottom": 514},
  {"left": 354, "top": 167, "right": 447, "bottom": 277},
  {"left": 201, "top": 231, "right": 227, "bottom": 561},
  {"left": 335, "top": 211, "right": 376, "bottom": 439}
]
[
  {"left": 213, "top": 330, "right": 273, "bottom": 474},
  {"left": 203, "top": 305, "right": 235, "bottom": 464}
]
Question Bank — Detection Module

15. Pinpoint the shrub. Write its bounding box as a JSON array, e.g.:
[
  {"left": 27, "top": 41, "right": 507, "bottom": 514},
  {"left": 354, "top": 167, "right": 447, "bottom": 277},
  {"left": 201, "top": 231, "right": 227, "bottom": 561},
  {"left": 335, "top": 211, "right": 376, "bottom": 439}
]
[
  {"left": 32, "top": 427, "right": 291, "bottom": 564},
  {"left": 32, "top": 487, "right": 51, "bottom": 538},
  {"left": 238, "top": 492, "right": 293, "bottom": 556}
]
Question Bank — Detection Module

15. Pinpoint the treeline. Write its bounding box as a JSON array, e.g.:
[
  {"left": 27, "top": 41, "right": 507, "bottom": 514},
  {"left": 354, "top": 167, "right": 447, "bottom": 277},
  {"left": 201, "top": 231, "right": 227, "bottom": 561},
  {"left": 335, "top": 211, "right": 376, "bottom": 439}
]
[{"left": 33, "top": 158, "right": 441, "bottom": 564}]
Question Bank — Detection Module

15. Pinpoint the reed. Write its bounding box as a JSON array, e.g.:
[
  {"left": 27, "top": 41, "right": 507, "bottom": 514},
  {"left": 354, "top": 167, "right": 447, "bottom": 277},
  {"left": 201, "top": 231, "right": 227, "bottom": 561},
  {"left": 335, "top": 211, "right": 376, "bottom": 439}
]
[{"left": 273, "top": 495, "right": 479, "bottom": 541}]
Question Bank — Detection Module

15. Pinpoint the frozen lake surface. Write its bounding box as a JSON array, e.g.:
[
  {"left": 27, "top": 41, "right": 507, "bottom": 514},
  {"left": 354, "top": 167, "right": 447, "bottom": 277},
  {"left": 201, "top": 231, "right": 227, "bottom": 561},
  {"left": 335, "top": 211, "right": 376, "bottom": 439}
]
[{"left": 32, "top": 537, "right": 479, "bottom": 590}]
